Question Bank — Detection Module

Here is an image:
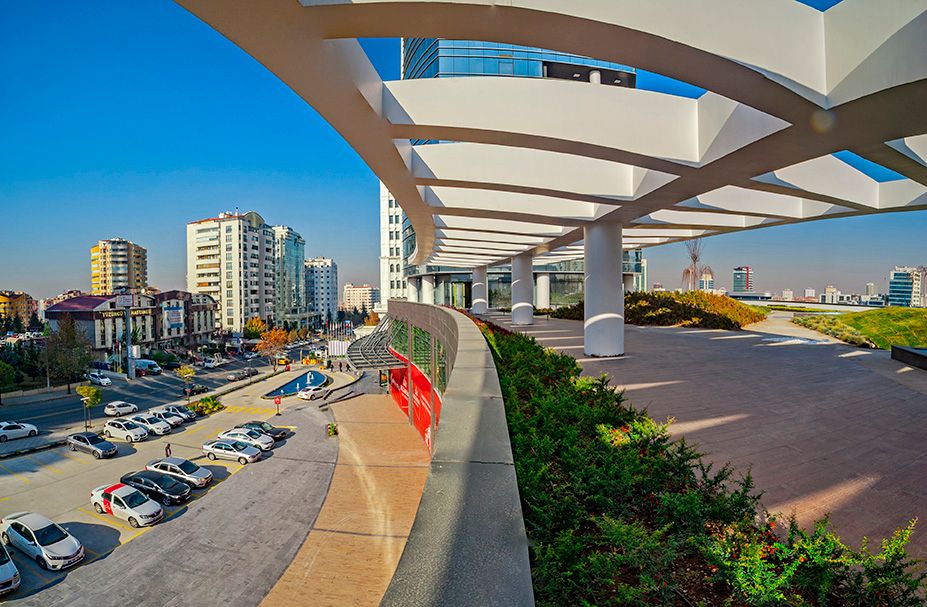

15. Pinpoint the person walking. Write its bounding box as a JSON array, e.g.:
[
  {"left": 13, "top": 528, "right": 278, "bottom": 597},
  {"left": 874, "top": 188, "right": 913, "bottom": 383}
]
[{"left": 165, "top": 442, "right": 172, "bottom": 458}]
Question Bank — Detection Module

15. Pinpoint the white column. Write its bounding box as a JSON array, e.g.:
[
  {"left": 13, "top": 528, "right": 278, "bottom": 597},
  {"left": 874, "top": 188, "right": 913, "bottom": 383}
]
[
  {"left": 584, "top": 223, "right": 624, "bottom": 356},
  {"left": 623, "top": 273, "right": 635, "bottom": 294},
  {"left": 535, "top": 272, "right": 551, "bottom": 309},
  {"left": 407, "top": 277, "right": 420, "bottom": 303},
  {"left": 421, "top": 275, "right": 435, "bottom": 305},
  {"left": 471, "top": 266, "right": 488, "bottom": 314},
  {"left": 511, "top": 253, "right": 534, "bottom": 325},
  {"left": 589, "top": 69, "right": 601, "bottom": 84}
]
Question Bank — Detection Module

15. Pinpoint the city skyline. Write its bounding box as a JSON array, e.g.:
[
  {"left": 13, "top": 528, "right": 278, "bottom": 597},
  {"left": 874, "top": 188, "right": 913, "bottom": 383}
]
[{"left": 2, "top": 3, "right": 925, "bottom": 300}]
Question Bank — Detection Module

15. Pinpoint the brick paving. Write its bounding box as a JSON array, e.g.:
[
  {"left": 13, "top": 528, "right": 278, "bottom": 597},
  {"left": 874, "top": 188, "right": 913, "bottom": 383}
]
[
  {"left": 262, "top": 394, "right": 430, "bottom": 607},
  {"left": 488, "top": 312, "right": 927, "bottom": 558}
]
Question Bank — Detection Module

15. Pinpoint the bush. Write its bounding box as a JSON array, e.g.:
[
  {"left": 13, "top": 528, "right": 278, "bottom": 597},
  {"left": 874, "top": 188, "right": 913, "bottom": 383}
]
[
  {"left": 189, "top": 395, "right": 224, "bottom": 416},
  {"left": 792, "top": 315, "right": 875, "bottom": 348},
  {"left": 552, "top": 292, "right": 767, "bottom": 329},
  {"left": 470, "top": 314, "right": 925, "bottom": 606}
]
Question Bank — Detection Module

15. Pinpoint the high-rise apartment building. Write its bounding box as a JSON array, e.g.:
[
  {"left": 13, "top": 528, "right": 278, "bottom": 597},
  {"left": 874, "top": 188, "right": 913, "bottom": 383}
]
[
  {"left": 272, "top": 226, "right": 308, "bottom": 327},
  {"left": 90, "top": 238, "right": 148, "bottom": 295},
  {"left": 866, "top": 282, "right": 877, "bottom": 297},
  {"left": 186, "top": 211, "right": 276, "bottom": 334},
  {"left": 342, "top": 283, "right": 380, "bottom": 312},
  {"left": 732, "top": 266, "right": 753, "bottom": 292},
  {"left": 698, "top": 272, "right": 715, "bottom": 291},
  {"left": 804, "top": 287, "right": 816, "bottom": 298},
  {"left": 305, "top": 257, "right": 338, "bottom": 324},
  {"left": 0, "top": 291, "right": 35, "bottom": 327},
  {"left": 631, "top": 258, "right": 648, "bottom": 293},
  {"left": 378, "top": 184, "right": 406, "bottom": 312},
  {"left": 781, "top": 289, "right": 794, "bottom": 301},
  {"left": 888, "top": 267, "right": 923, "bottom": 307}
]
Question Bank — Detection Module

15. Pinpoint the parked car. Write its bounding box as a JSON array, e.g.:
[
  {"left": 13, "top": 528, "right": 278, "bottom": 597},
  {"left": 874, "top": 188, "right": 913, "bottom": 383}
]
[
  {"left": 243, "top": 352, "right": 259, "bottom": 360},
  {"left": 148, "top": 409, "right": 185, "bottom": 428},
  {"left": 134, "top": 360, "right": 162, "bottom": 375},
  {"left": 276, "top": 356, "right": 291, "bottom": 366},
  {"left": 297, "top": 386, "right": 327, "bottom": 401},
  {"left": 0, "top": 422, "right": 38, "bottom": 443},
  {"left": 217, "top": 428, "right": 274, "bottom": 452},
  {"left": 161, "top": 360, "right": 182, "bottom": 370},
  {"left": 90, "top": 483, "right": 163, "bottom": 528},
  {"left": 227, "top": 368, "right": 258, "bottom": 382},
  {"left": 119, "top": 470, "right": 192, "bottom": 506},
  {"left": 0, "top": 541, "right": 19, "bottom": 595},
  {"left": 134, "top": 368, "right": 147, "bottom": 377},
  {"left": 103, "top": 401, "right": 138, "bottom": 417},
  {"left": 103, "top": 419, "right": 148, "bottom": 443},
  {"left": 90, "top": 361, "right": 113, "bottom": 371},
  {"left": 0, "top": 512, "right": 84, "bottom": 570},
  {"left": 86, "top": 371, "right": 112, "bottom": 386},
  {"left": 203, "top": 358, "right": 219, "bottom": 369},
  {"left": 145, "top": 457, "right": 213, "bottom": 488},
  {"left": 181, "top": 384, "right": 208, "bottom": 397},
  {"left": 128, "top": 414, "right": 172, "bottom": 436},
  {"left": 202, "top": 440, "right": 261, "bottom": 465},
  {"left": 235, "top": 420, "right": 288, "bottom": 441},
  {"left": 163, "top": 404, "right": 197, "bottom": 422},
  {"left": 66, "top": 432, "right": 118, "bottom": 459}
]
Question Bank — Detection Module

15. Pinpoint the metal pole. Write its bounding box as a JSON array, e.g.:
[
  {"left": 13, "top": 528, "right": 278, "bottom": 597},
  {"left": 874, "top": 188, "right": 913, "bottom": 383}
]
[{"left": 124, "top": 306, "right": 133, "bottom": 381}]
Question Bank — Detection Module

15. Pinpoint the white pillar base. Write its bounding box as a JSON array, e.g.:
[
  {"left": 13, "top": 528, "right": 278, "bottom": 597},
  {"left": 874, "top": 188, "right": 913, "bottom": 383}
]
[
  {"left": 421, "top": 275, "right": 435, "bottom": 305},
  {"left": 471, "top": 266, "right": 488, "bottom": 314},
  {"left": 535, "top": 272, "right": 551, "bottom": 309},
  {"left": 511, "top": 253, "right": 534, "bottom": 325},
  {"left": 584, "top": 224, "right": 624, "bottom": 356}
]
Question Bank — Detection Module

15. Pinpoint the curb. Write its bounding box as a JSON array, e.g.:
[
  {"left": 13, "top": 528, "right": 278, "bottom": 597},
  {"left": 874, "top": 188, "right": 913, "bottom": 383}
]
[{"left": 0, "top": 438, "right": 69, "bottom": 460}]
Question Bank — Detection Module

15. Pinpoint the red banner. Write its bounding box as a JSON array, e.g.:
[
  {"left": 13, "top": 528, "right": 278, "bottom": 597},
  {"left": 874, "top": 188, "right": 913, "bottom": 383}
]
[{"left": 389, "top": 348, "right": 442, "bottom": 451}]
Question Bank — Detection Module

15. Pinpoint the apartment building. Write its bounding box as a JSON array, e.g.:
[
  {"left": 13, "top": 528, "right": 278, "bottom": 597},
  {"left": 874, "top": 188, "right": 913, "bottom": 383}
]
[
  {"left": 378, "top": 183, "right": 406, "bottom": 312},
  {"left": 90, "top": 238, "right": 148, "bottom": 295},
  {"left": 342, "top": 283, "right": 380, "bottom": 313},
  {"left": 154, "top": 290, "right": 218, "bottom": 350},
  {"left": 186, "top": 211, "right": 276, "bottom": 334},
  {"left": 0, "top": 291, "right": 36, "bottom": 327},
  {"left": 888, "top": 266, "right": 924, "bottom": 307},
  {"left": 305, "top": 257, "right": 338, "bottom": 324}
]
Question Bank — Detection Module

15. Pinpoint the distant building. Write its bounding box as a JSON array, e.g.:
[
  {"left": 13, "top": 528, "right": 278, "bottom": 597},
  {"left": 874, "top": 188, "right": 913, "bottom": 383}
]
[
  {"left": 698, "top": 272, "right": 715, "bottom": 291},
  {"left": 272, "top": 225, "right": 308, "bottom": 328},
  {"left": 804, "top": 287, "right": 816, "bottom": 298},
  {"left": 865, "top": 282, "right": 877, "bottom": 297},
  {"left": 186, "top": 211, "right": 276, "bottom": 334},
  {"left": 732, "top": 267, "right": 753, "bottom": 293},
  {"left": 632, "top": 258, "right": 649, "bottom": 292},
  {"left": 821, "top": 285, "right": 840, "bottom": 304},
  {"left": 38, "top": 290, "right": 88, "bottom": 320},
  {"left": 342, "top": 283, "right": 380, "bottom": 313},
  {"left": 153, "top": 290, "right": 218, "bottom": 351},
  {"left": 378, "top": 184, "right": 406, "bottom": 313},
  {"left": 888, "top": 267, "right": 923, "bottom": 307},
  {"left": 652, "top": 283, "right": 665, "bottom": 292},
  {"left": 0, "top": 291, "right": 36, "bottom": 327},
  {"left": 90, "top": 238, "right": 148, "bottom": 295},
  {"left": 45, "top": 294, "right": 156, "bottom": 360},
  {"left": 305, "top": 257, "right": 338, "bottom": 324},
  {"left": 781, "top": 289, "right": 794, "bottom": 301}
]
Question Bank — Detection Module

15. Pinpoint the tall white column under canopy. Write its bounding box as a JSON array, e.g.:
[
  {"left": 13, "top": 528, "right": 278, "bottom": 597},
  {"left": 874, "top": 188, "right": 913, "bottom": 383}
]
[
  {"left": 623, "top": 273, "right": 635, "bottom": 294},
  {"left": 407, "top": 277, "right": 420, "bottom": 303},
  {"left": 584, "top": 223, "right": 624, "bottom": 356},
  {"left": 511, "top": 253, "right": 534, "bottom": 325},
  {"left": 421, "top": 275, "right": 435, "bottom": 305},
  {"left": 471, "top": 266, "right": 488, "bottom": 314},
  {"left": 535, "top": 272, "right": 551, "bottom": 309}
]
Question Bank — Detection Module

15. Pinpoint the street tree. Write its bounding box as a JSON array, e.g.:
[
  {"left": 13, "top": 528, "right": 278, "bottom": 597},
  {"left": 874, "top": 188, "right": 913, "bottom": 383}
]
[
  {"left": 27, "top": 312, "right": 43, "bottom": 333},
  {"left": 0, "top": 360, "right": 15, "bottom": 405},
  {"left": 176, "top": 364, "right": 197, "bottom": 403},
  {"left": 244, "top": 316, "right": 267, "bottom": 339},
  {"left": 256, "top": 328, "right": 288, "bottom": 372},
  {"left": 11, "top": 315, "right": 24, "bottom": 334},
  {"left": 76, "top": 384, "right": 102, "bottom": 431},
  {"left": 47, "top": 313, "right": 93, "bottom": 394}
]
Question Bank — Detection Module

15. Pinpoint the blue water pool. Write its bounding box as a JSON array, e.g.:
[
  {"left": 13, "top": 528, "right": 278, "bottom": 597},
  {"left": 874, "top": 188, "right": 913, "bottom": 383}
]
[{"left": 264, "top": 371, "right": 327, "bottom": 398}]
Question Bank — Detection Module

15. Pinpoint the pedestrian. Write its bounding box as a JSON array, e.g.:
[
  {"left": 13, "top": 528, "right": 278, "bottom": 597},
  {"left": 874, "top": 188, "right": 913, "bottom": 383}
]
[{"left": 165, "top": 442, "right": 172, "bottom": 458}]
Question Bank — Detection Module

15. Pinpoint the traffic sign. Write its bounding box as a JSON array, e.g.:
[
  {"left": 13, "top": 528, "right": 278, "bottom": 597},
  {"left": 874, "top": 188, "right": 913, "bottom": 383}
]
[{"left": 274, "top": 396, "right": 281, "bottom": 406}]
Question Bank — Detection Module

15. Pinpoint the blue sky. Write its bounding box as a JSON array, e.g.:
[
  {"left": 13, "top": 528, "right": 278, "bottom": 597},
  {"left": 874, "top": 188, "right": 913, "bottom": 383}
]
[{"left": 1, "top": 2, "right": 924, "bottom": 299}]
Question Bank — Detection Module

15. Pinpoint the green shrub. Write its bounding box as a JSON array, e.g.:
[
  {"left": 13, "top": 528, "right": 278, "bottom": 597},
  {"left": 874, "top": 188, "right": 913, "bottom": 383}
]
[
  {"left": 468, "top": 314, "right": 925, "bottom": 606},
  {"left": 792, "top": 315, "right": 875, "bottom": 348},
  {"left": 552, "top": 292, "right": 766, "bottom": 329},
  {"left": 190, "top": 395, "right": 224, "bottom": 416}
]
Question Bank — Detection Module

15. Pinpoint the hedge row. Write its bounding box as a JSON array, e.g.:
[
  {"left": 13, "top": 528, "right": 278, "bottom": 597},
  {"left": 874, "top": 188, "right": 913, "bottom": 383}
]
[
  {"left": 792, "top": 315, "right": 875, "bottom": 348},
  {"left": 474, "top": 316, "right": 924, "bottom": 606}
]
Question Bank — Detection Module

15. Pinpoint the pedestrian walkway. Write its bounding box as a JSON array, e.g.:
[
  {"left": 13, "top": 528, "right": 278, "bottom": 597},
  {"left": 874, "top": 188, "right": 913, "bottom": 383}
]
[
  {"left": 262, "top": 394, "right": 430, "bottom": 607},
  {"left": 487, "top": 312, "right": 927, "bottom": 558}
]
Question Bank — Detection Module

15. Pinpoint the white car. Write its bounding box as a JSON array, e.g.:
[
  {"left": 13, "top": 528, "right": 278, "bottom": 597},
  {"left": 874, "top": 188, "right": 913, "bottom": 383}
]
[
  {"left": 103, "top": 419, "right": 148, "bottom": 443},
  {"left": 104, "top": 401, "right": 138, "bottom": 416},
  {"left": 0, "top": 512, "right": 84, "bottom": 571},
  {"left": 86, "top": 372, "right": 112, "bottom": 386},
  {"left": 0, "top": 542, "right": 19, "bottom": 595},
  {"left": 203, "top": 358, "right": 219, "bottom": 369},
  {"left": 146, "top": 457, "right": 213, "bottom": 488},
  {"left": 0, "top": 421, "right": 38, "bottom": 443},
  {"left": 90, "top": 483, "right": 163, "bottom": 528},
  {"left": 129, "top": 414, "right": 172, "bottom": 436},
  {"left": 217, "top": 428, "right": 274, "bottom": 452},
  {"left": 297, "top": 386, "right": 327, "bottom": 401},
  {"left": 149, "top": 409, "right": 185, "bottom": 428},
  {"left": 244, "top": 352, "right": 259, "bottom": 360},
  {"left": 202, "top": 439, "right": 262, "bottom": 465}
]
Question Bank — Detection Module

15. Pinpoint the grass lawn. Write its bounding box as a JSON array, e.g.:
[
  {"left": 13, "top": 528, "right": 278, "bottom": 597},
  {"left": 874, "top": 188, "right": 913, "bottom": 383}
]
[{"left": 837, "top": 307, "right": 927, "bottom": 349}]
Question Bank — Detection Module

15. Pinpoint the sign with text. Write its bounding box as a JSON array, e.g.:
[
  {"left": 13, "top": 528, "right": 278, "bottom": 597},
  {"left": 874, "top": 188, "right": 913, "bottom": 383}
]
[
  {"left": 115, "top": 294, "right": 134, "bottom": 308},
  {"left": 164, "top": 305, "right": 184, "bottom": 329}
]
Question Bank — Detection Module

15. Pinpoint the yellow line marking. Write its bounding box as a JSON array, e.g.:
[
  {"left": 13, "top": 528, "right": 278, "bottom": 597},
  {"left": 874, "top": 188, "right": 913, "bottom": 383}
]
[
  {"left": 0, "top": 497, "right": 8, "bottom": 502},
  {"left": 77, "top": 507, "right": 135, "bottom": 532},
  {"left": 0, "top": 463, "right": 31, "bottom": 484},
  {"left": 277, "top": 425, "right": 297, "bottom": 429},
  {"left": 183, "top": 426, "right": 206, "bottom": 436},
  {"left": 57, "top": 450, "right": 90, "bottom": 465},
  {"left": 27, "top": 456, "right": 63, "bottom": 474}
]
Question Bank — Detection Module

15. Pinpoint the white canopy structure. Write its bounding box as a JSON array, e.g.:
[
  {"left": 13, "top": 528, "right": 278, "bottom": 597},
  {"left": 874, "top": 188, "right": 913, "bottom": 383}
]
[{"left": 176, "top": 0, "right": 927, "bottom": 355}]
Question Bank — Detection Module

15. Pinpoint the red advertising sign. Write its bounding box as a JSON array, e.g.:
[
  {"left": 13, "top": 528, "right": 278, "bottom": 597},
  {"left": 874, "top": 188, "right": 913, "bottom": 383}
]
[{"left": 388, "top": 347, "right": 442, "bottom": 451}]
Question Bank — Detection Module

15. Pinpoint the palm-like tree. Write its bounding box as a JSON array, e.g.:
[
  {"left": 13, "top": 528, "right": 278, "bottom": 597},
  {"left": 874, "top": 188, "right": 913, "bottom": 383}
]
[{"left": 681, "top": 239, "right": 714, "bottom": 291}]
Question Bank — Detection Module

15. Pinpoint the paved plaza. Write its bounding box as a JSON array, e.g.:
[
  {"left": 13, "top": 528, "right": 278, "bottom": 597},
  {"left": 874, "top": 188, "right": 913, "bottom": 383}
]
[{"left": 488, "top": 312, "right": 927, "bottom": 558}]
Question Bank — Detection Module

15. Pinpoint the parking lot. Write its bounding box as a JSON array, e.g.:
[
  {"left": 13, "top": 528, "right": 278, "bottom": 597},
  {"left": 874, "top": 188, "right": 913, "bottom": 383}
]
[{"left": 0, "top": 369, "right": 316, "bottom": 602}]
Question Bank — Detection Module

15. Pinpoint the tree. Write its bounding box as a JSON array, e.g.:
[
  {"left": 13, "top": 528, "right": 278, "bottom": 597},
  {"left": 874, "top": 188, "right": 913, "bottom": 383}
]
[
  {"left": 298, "top": 327, "right": 308, "bottom": 340},
  {"left": 244, "top": 316, "right": 267, "bottom": 339},
  {"left": 47, "top": 314, "right": 93, "bottom": 394},
  {"left": 287, "top": 328, "right": 299, "bottom": 343},
  {"left": 11, "top": 315, "right": 24, "bottom": 335},
  {"left": 27, "top": 311, "right": 43, "bottom": 333},
  {"left": 0, "top": 360, "right": 15, "bottom": 405},
  {"left": 681, "top": 239, "right": 714, "bottom": 292},
  {"left": 365, "top": 312, "right": 380, "bottom": 326},
  {"left": 176, "top": 364, "right": 197, "bottom": 403},
  {"left": 256, "top": 328, "right": 288, "bottom": 372},
  {"left": 76, "top": 384, "right": 102, "bottom": 430}
]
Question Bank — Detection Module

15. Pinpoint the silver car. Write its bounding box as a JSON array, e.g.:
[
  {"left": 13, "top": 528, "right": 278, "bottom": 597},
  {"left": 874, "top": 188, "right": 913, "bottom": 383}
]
[
  {"left": 129, "top": 414, "right": 172, "bottom": 436},
  {"left": 66, "top": 432, "right": 118, "bottom": 459},
  {"left": 202, "top": 440, "right": 261, "bottom": 465},
  {"left": 146, "top": 457, "right": 213, "bottom": 488},
  {"left": 0, "top": 542, "right": 19, "bottom": 595},
  {"left": 217, "top": 428, "right": 274, "bottom": 452},
  {"left": 0, "top": 512, "right": 84, "bottom": 571},
  {"left": 149, "top": 409, "right": 185, "bottom": 428}
]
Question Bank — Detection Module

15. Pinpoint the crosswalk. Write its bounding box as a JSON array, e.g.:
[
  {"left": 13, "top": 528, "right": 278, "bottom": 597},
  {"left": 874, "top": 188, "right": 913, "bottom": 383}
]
[{"left": 223, "top": 405, "right": 279, "bottom": 416}]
